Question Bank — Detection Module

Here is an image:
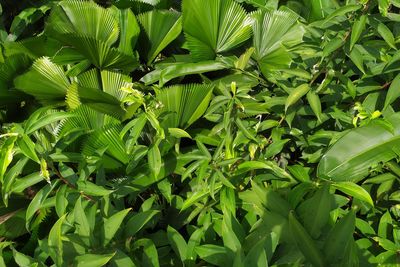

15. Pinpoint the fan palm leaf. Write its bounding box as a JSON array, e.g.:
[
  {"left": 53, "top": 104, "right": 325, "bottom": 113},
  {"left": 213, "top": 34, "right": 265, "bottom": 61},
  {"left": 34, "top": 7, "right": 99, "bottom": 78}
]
[
  {"left": 156, "top": 83, "right": 214, "bottom": 129},
  {"left": 14, "top": 57, "right": 70, "bottom": 103},
  {"left": 56, "top": 105, "right": 128, "bottom": 169},
  {"left": 66, "top": 69, "right": 133, "bottom": 118},
  {"left": 137, "top": 10, "right": 182, "bottom": 64},
  {"left": 251, "top": 9, "right": 304, "bottom": 74},
  {"left": 182, "top": 0, "right": 252, "bottom": 61},
  {"left": 46, "top": 0, "right": 139, "bottom": 72},
  {"left": 82, "top": 125, "right": 129, "bottom": 167}
]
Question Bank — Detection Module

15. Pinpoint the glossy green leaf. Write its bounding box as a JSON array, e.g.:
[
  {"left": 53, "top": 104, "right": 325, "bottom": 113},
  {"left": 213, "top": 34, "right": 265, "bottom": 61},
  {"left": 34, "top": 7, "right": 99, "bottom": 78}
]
[{"left": 318, "top": 113, "right": 400, "bottom": 182}]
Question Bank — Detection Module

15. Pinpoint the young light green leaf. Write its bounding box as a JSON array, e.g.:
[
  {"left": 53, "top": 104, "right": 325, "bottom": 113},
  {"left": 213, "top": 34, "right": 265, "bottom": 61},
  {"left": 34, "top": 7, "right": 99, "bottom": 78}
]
[{"left": 285, "top": 84, "right": 310, "bottom": 112}]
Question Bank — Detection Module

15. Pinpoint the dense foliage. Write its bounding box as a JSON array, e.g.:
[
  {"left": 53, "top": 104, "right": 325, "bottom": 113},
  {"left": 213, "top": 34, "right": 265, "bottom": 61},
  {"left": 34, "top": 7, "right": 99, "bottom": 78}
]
[{"left": 1, "top": 0, "right": 400, "bottom": 266}]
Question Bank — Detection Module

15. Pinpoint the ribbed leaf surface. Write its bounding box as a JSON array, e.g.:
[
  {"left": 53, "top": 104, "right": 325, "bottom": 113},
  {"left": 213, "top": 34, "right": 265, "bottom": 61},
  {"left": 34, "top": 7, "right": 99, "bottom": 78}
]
[
  {"left": 251, "top": 10, "right": 303, "bottom": 72},
  {"left": 137, "top": 10, "right": 182, "bottom": 63},
  {"left": 14, "top": 57, "right": 70, "bottom": 102},
  {"left": 156, "top": 84, "right": 214, "bottom": 128},
  {"left": 182, "top": 0, "right": 251, "bottom": 61}
]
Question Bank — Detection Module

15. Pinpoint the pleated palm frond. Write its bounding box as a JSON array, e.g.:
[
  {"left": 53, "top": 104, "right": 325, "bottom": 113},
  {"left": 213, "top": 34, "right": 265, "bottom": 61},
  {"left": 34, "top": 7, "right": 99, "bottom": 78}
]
[
  {"left": 14, "top": 57, "right": 70, "bottom": 103},
  {"left": 56, "top": 104, "right": 120, "bottom": 138},
  {"left": 137, "top": 10, "right": 182, "bottom": 64},
  {"left": 182, "top": 0, "right": 252, "bottom": 61},
  {"left": 113, "top": 0, "right": 159, "bottom": 13},
  {"left": 82, "top": 125, "right": 129, "bottom": 168},
  {"left": 78, "top": 69, "right": 131, "bottom": 101},
  {"left": 65, "top": 69, "right": 132, "bottom": 118},
  {"left": 46, "top": 0, "right": 139, "bottom": 72},
  {"left": 0, "top": 54, "right": 31, "bottom": 105},
  {"left": 156, "top": 83, "right": 214, "bottom": 129},
  {"left": 251, "top": 9, "right": 304, "bottom": 73},
  {"left": 114, "top": 8, "right": 140, "bottom": 55},
  {"left": 0, "top": 54, "right": 31, "bottom": 84}
]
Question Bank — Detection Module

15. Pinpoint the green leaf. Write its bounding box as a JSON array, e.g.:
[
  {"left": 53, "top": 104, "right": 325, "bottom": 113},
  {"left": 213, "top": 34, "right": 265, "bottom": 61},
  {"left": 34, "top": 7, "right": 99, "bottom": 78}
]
[
  {"left": 348, "top": 45, "right": 365, "bottom": 74},
  {"left": 167, "top": 226, "right": 188, "bottom": 263},
  {"left": 47, "top": 1, "right": 138, "bottom": 71},
  {"left": 297, "top": 184, "right": 333, "bottom": 238},
  {"left": 134, "top": 239, "right": 159, "bottom": 267},
  {"left": 323, "top": 211, "right": 356, "bottom": 262},
  {"left": 26, "top": 181, "right": 59, "bottom": 230},
  {"left": 182, "top": 0, "right": 251, "bottom": 61},
  {"left": 323, "top": 37, "right": 344, "bottom": 57},
  {"left": 285, "top": 84, "right": 310, "bottom": 112},
  {"left": 350, "top": 15, "right": 367, "bottom": 50},
  {"left": 156, "top": 84, "right": 214, "bottom": 128},
  {"left": 103, "top": 208, "right": 131, "bottom": 247},
  {"left": 14, "top": 57, "right": 70, "bottom": 103},
  {"left": 321, "top": 4, "right": 361, "bottom": 26},
  {"left": 125, "top": 210, "right": 160, "bottom": 236},
  {"left": 318, "top": 113, "right": 400, "bottom": 182},
  {"left": 75, "top": 253, "right": 115, "bottom": 267},
  {"left": 331, "top": 182, "right": 374, "bottom": 207},
  {"left": 16, "top": 135, "right": 39, "bottom": 163},
  {"left": 48, "top": 214, "right": 67, "bottom": 267},
  {"left": 148, "top": 144, "right": 162, "bottom": 179},
  {"left": 116, "top": 8, "right": 140, "bottom": 55},
  {"left": 195, "top": 245, "right": 233, "bottom": 266},
  {"left": 252, "top": 9, "right": 303, "bottom": 73},
  {"left": 0, "top": 137, "right": 17, "bottom": 185},
  {"left": 168, "top": 128, "right": 192, "bottom": 139},
  {"left": 384, "top": 73, "right": 400, "bottom": 108},
  {"left": 138, "top": 10, "right": 182, "bottom": 63},
  {"left": 306, "top": 90, "right": 322, "bottom": 122},
  {"left": 377, "top": 22, "right": 397, "bottom": 49},
  {"left": 76, "top": 180, "right": 114, "bottom": 196},
  {"left": 74, "top": 197, "right": 91, "bottom": 246},
  {"left": 288, "top": 211, "right": 325, "bottom": 267}
]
